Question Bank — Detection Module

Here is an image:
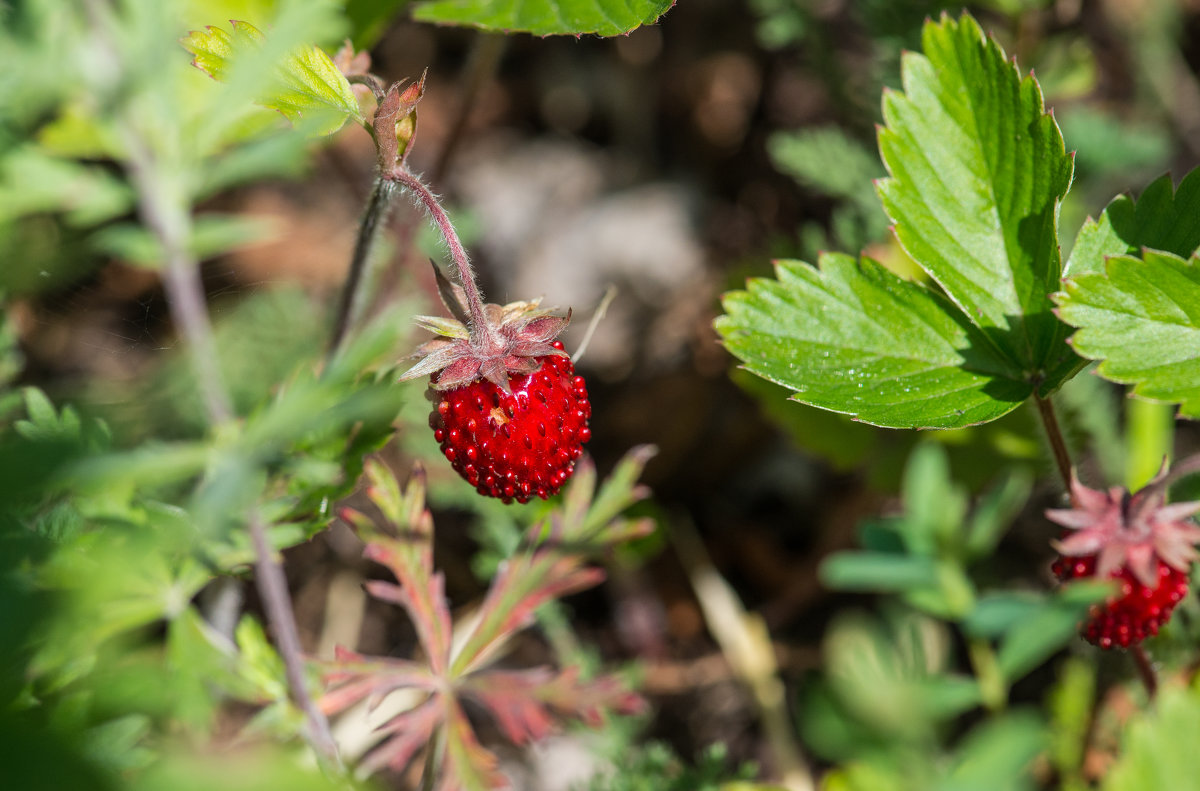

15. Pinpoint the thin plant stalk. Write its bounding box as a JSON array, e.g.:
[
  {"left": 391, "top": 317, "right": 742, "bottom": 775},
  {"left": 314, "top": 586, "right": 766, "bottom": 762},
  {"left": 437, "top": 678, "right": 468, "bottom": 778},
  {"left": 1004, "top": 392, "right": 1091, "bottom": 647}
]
[
  {"left": 121, "top": 126, "right": 342, "bottom": 772},
  {"left": 1034, "top": 392, "right": 1073, "bottom": 490},
  {"left": 1131, "top": 644, "right": 1159, "bottom": 699},
  {"left": 386, "top": 167, "right": 496, "bottom": 348},
  {"left": 327, "top": 177, "right": 399, "bottom": 362}
]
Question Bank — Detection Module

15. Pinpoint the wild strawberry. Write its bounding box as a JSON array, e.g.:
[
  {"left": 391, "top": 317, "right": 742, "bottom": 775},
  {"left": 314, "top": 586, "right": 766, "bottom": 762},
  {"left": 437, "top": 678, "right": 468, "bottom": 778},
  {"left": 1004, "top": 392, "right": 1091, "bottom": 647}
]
[
  {"left": 428, "top": 341, "right": 590, "bottom": 503},
  {"left": 401, "top": 266, "right": 590, "bottom": 503},
  {"left": 1047, "top": 471, "right": 1200, "bottom": 650}
]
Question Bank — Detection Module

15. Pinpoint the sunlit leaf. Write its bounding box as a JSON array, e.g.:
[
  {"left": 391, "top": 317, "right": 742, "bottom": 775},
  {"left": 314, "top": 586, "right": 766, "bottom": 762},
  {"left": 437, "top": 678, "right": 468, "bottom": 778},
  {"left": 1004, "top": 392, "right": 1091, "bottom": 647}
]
[
  {"left": 412, "top": 0, "right": 673, "bottom": 37},
  {"left": 181, "top": 20, "right": 363, "bottom": 136},
  {"left": 717, "top": 254, "right": 1029, "bottom": 429},
  {"left": 1055, "top": 249, "right": 1200, "bottom": 416},
  {"left": 877, "top": 13, "right": 1075, "bottom": 392}
]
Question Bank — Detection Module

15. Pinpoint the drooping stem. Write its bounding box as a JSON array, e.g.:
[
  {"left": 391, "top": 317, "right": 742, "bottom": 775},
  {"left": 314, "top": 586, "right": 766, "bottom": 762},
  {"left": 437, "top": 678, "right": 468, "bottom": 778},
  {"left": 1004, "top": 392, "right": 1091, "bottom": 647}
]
[
  {"left": 1034, "top": 392, "right": 1073, "bottom": 490},
  {"left": 1131, "top": 644, "right": 1159, "bottom": 699},
  {"left": 386, "top": 166, "right": 498, "bottom": 350},
  {"left": 327, "top": 177, "right": 399, "bottom": 362}
]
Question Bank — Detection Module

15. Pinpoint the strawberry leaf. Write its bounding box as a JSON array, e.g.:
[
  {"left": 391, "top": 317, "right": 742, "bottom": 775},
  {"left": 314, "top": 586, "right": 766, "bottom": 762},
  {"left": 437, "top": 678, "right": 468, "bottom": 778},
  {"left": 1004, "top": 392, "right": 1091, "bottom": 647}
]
[
  {"left": 716, "top": 254, "right": 1030, "bottom": 429},
  {"left": 876, "top": 13, "right": 1075, "bottom": 392},
  {"left": 181, "top": 20, "right": 363, "bottom": 136},
  {"left": 1066, "top": 169, "right": 1200, "bottom": 278},
  {"left": 1054, "top": 249, "right": 1200, "bottom": 417},
  {"left": 411, "top": 0, "right": 673, "bottom": 37}
]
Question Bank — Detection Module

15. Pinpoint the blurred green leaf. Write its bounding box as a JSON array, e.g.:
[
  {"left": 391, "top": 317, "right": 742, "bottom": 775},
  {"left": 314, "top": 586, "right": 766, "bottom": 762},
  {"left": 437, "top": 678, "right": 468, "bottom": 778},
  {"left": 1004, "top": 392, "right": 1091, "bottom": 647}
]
[
  {"left": 820, "top": 552, "right": 939, "bottom": 593},
  {"left": 412, "top": 0, "right": 672, "bottom": 36},
  {"left": 1057, "top": 107, "right": 1169, "bottom": 178},
  {"left": 344, "top": 0, "right": 411, "bottom": 47},
  {"left": 769, "top": 128, "right": 884, "bottom": 207},
  {"left": 1103, "top": 684, "right": 1200, "bottom": 791},
  {"left": 1047, "top": 657, "right": 1095, "bottom": 786},
  {"left": 0, "top": 146, "right": 132, "bottom": 226},
  {"left": 92, "top": 214, "right": 275, "bottom": 267},
  {"left": 964, "top": 466, "right": 1032, "bottom": 559},
  {"left": 900, "top": 443, "right": 965, "bottom": 555},
  {"left": 942, "top": 710, "right": 1044, "bottom": 791},
  {"left": 181, "top": 19, "right": 362, "bottom": 136},
  {"left": 995, "top": 583, "right": 1107, "bottom": 682}
]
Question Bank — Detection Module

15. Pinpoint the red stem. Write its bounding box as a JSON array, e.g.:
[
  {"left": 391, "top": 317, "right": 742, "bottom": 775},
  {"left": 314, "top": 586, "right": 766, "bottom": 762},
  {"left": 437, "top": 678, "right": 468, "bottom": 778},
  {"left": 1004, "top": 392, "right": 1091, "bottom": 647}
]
[
  {"left": 1034, "top": 393, "right": 1073, "bottom": 491},
  {"left": 386, "top": 166, "right": 498, "bottom": 351},
  {"left": 1131, "top": 644, "right": 1159, "bottom": 699}
]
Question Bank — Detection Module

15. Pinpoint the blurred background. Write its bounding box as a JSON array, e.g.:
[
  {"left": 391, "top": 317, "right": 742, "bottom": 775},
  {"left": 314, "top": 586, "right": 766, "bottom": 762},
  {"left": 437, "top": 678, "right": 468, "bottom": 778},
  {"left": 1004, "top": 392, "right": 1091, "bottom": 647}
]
[{"left": 7, "top": 0, "right": 1200, "bottom": 788}]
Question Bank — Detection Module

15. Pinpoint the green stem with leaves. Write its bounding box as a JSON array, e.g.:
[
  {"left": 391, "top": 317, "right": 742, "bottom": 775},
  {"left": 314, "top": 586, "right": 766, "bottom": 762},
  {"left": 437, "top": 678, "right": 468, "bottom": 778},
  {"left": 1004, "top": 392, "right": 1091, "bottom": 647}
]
[{"left": 121, "top": 124, "right": 342, "bottom": 772}]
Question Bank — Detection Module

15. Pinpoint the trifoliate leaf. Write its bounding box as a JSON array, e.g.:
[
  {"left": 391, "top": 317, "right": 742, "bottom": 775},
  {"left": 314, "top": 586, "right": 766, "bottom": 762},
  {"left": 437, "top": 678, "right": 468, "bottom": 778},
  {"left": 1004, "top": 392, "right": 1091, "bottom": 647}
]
[
  {"left": 412, "top": 0, "right": 673, "bottom": 36},
  {"left": 716, "top": 254, "right": 1030, "bottom": 429},
  {"left": 1054, "top": 249, "right": 1200, "bottom": 416},
  {"left": 1066, "top": 168, "right": 1200, "bottom": 278},
  {"left": 876, "top": 13, "right": 1075, "bottom": 390},
  {"left": 181, "top": 20, "right": 362, "bottom": 136}
]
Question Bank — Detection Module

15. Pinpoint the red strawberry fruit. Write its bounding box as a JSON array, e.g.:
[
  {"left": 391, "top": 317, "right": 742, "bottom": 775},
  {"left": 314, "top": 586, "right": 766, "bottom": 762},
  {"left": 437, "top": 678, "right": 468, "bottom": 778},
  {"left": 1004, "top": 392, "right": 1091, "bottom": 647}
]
[
  {"left": 401, "top": 267, "right": 590, "bottom": 503},
  {"left": 1048, "top": 471, "right": 1200, "bottom": 649},
  {"left": 428, "top": 341, "right": 590, "bottom": 503}
]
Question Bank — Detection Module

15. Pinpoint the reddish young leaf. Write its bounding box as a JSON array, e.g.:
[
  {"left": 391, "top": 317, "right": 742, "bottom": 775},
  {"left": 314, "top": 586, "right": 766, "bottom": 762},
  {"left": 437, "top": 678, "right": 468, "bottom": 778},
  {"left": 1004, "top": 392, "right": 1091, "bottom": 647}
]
[
  {"left": 319, "top": 447, "right": 656, "bottom": 787},
  {"left": 461, "top": 666, "right": 646, "bottom": 745}
]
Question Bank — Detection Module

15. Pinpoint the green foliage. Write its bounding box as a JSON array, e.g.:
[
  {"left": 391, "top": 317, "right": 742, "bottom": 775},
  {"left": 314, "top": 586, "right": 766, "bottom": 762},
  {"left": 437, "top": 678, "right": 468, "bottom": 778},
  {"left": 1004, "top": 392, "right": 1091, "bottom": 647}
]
[
  {"left": 1056, "top": 249, "right": 1200, "bottom": 417},
  {"left": 877, "top": 13, "right": 1075, "bottom": 390},
  {"left": 718, "top": 254, "right": 1029, "bottom": 429},
  {"left": 1066, "top": 169, "right": 1200, "bottom": 277},
  {"left": 181, "top": 20, "right": 363, "bottom": 137},
  {"left": 768, "top": 128, "right": 888, "bottom": 258},
  {"left": 324, "top": 449, "right": 655, "bottom": 784},
  {"left": 583, "top": 741, "right": 756, "bottom": 791},
  {"left": 1103, "top": 683, "right": 1200, "bottom": 791},
  {"left": 719, "top": 13, "right": 1082, "bottom": 430},
  {"left": 412, "top": 0, "right": 673, "bottom": 36}
]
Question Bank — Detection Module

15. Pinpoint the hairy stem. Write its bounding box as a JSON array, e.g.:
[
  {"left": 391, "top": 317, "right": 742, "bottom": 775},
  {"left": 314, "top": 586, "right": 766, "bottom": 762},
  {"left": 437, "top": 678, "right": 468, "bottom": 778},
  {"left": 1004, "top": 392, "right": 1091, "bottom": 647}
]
[
  {"left": 386, "top": 166, "right": 498, "bottom": 349},
  {"left": 1034, "top": 393, "right": 1073, "bottom": 490},
  {"left": 328, "top": 177, "right": 399, "bottom": 363},
  {"left": 1131, "top": 644, "right": 1159, "bottom": 699},
  {"left": 121, "top": 127, "right": 341, "bottom": 771}
]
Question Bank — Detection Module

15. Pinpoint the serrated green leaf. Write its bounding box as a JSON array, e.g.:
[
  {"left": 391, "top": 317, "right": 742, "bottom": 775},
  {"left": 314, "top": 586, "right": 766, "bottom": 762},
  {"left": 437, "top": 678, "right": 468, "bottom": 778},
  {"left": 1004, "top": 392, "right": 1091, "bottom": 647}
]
[
  {"left": 1066, "top": 170, "right": 1200, "bottom": 278},
  {"left": 412, "top": 0, "right": 673, "bottom": 36},
  {"left": 181, "top": 20, "right": 362, "bottom": 136},
  {"left": 876, "top": 13, "right": 1075, "bottom": 389},
  {"left": 1055, "top": 249, "right": 1200, "bottom": 416},
  {"left": 716, "top": 254, "right": 1030, "bottom": 429}
]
